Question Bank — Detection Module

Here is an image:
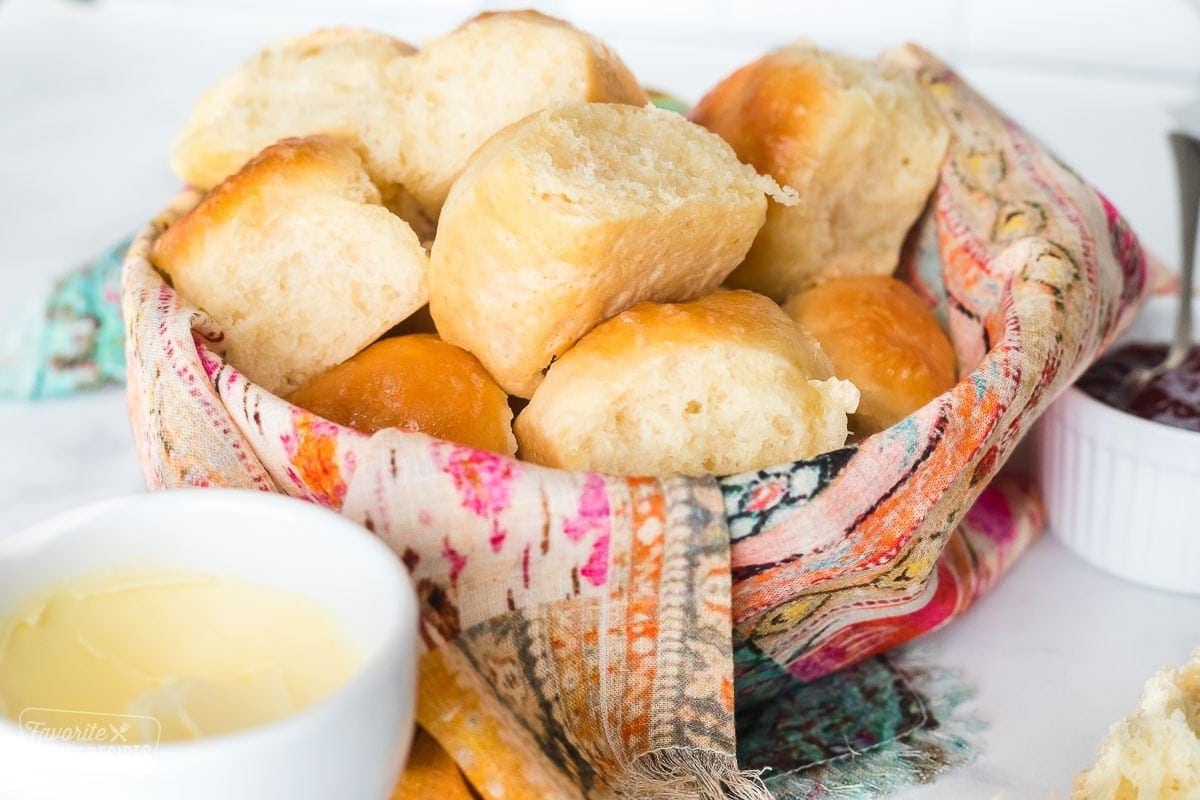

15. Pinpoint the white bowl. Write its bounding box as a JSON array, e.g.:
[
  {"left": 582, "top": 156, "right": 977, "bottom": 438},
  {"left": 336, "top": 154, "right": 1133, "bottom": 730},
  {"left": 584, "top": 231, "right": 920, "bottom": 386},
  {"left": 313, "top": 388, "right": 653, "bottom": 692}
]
[
  {"left": 1037, "top": 295, "right": 1200, "bottom": 594},
  {"left": 0, "top": 489, "right": 417, "bottom": 800}
]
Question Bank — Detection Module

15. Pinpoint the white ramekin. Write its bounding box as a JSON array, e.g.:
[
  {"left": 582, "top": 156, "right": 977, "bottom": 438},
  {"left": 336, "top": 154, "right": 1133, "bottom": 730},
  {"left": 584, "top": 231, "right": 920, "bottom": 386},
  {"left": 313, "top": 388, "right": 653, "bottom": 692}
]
[
  {"left": 1037, "top": 295, "right": 1200, "bottom": 594},
  {"left": 0, "top": 489, "right": 417, "bottom": 800}
]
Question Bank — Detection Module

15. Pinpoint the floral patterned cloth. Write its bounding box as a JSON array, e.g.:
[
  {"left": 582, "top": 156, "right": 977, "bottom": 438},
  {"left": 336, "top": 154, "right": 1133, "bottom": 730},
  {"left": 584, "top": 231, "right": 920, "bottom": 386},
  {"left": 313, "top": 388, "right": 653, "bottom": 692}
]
[
  {"left": 0, "top": 238, "right": 128, "bottom": 400},
  {"left": 121, "top": 47, "right": 1147, "bottom": 799}
]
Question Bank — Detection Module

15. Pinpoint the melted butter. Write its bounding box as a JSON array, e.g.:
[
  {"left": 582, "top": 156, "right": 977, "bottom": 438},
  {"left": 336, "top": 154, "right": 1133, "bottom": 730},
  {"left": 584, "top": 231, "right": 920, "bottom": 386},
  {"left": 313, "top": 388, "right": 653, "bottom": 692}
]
[{"left": 0, "top": 571, "right": 359, "bottom": 743}]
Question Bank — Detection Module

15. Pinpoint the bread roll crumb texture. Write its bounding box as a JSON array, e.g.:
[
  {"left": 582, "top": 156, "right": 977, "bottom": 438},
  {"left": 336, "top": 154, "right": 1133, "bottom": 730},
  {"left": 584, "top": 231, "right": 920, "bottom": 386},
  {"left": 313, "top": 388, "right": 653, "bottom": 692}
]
[
  {"left": 152, "top": 136, "right": 429, "bottom": 395},
  {"left": 429, "top": 102, "right": 778, "bottom": 398},
  {"left": 1073, "top": 650, "right": 1200, "bottom": 800}
]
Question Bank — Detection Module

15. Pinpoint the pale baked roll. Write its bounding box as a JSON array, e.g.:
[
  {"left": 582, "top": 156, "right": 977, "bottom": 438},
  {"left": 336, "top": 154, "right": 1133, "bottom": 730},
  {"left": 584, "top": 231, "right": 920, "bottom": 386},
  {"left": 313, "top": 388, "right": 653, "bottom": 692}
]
[
  {"left": 169, "top": 29, "right": 418, "bottom": 202},
  {"left": 1072, "top": 649, "right": 1200, "bottom": 800},
  {"left": 152, "top": 136, "right": 428, "bottom": 395},
  {"left": 288, "top": 335, "right": 516, "bottom": 455},
  {"left": 429, "top": 102, "right": 787, "bottom": 398},
  {"left": 169, "top": 13, "right": 647, "bottom": 226},
  {"left": 691, "top": 43, "right": 950, "bottom": 301},
  {"left": 514, "top": 291, "right": 859, "bottom": 477},
  {"left": 395, "top": 10, "right": 648, "bottom": 217},
  {"left": 785, "top": 276, "right": 956, "bottom": 435}
]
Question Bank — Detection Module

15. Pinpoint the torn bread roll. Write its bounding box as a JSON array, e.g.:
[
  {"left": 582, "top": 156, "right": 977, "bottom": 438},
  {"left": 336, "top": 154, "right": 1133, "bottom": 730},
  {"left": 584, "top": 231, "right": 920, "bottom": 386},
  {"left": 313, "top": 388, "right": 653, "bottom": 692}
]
[
  {"left": 785, "top": 276, "right": 956, "bottom": 435},
  {"left": 691, "top": 43, "right": 949, "bottom": 300},
  {"left": 169, "top": 13, "right": 647, "bottom": 227},
  {"left": 429, "top": 102, "right": 788, "bottom": 398},
  {"left": 514, "top": 290, "right": 859, "bottom": 477},
  {"left": 288, "top": 334, "right": 516, "bottom": 455},
  {"left": 168, "top": 28, "right": 415, "bottom": 196},
  {"left": 1072, "top": 649, "right": 1200, "bottom": 800},
  {"left": 396, "top": 11, "right": 647, "bottom": 217},
  {"left": 152, "top": 136, "right": 429, "bottom": 395}
]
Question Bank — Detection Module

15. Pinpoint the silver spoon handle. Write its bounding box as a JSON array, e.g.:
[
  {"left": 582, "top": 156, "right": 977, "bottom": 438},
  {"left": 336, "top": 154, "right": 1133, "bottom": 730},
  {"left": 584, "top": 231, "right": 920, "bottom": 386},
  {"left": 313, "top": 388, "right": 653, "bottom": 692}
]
[{"left": 1167, "top": 131, "right": 1200, "bottom": 369}]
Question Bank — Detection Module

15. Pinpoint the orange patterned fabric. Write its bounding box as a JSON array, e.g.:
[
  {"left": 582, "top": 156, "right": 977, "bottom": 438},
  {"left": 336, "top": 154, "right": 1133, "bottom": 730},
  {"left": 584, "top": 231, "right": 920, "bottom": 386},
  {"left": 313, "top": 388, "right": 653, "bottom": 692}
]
[{"left": 391, "top": 729, "right": 476, "bottom": 800}]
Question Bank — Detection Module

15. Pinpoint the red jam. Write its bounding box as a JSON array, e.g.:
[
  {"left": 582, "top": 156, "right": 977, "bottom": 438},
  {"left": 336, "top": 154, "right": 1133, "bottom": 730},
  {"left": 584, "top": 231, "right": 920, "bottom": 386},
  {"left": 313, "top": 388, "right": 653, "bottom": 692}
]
[{"left": 1077, "top": 343, "right": 1200, "bottom": 433}]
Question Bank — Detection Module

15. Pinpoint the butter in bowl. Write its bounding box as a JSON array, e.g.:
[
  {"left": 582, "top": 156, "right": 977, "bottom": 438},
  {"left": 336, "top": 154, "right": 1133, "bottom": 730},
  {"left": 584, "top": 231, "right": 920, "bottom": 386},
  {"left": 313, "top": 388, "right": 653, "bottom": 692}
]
[{"left": 0, "top": 490, "right": 417, "bottom": 800}]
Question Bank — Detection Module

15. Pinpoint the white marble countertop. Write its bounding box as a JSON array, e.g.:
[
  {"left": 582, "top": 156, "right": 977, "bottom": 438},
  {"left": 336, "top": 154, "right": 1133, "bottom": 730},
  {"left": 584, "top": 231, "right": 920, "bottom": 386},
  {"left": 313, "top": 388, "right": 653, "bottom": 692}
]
[{"left": 1, "top": 2, "right": 1198, "bottom": 798}]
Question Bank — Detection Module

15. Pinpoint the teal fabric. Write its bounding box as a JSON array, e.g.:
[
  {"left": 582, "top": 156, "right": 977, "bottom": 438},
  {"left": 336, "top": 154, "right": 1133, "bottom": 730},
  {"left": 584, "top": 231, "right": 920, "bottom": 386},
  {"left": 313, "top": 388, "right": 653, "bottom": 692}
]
[
  {"left": 0, "top": 238, "right": 129, "bottom": 400},
  {"left": 737, "top": 648, "right": 980, "bottom": 799},
  {"left": 649, "top": 90, "right": 689, "bottom": 114}
]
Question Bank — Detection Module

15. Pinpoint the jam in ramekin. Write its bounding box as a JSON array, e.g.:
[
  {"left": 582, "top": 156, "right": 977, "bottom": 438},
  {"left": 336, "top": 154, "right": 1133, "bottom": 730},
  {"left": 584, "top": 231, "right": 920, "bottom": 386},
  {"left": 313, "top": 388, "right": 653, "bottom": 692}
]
[{"left": 1077, "top": 343, "right": 1200, "bottom": 433}]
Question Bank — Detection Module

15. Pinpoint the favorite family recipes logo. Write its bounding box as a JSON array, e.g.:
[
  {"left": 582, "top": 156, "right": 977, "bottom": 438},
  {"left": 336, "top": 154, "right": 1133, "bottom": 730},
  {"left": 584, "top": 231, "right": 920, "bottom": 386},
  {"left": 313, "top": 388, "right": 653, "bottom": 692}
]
[{"left": 18, "top": 708, "right": 161, "bottom": 754}]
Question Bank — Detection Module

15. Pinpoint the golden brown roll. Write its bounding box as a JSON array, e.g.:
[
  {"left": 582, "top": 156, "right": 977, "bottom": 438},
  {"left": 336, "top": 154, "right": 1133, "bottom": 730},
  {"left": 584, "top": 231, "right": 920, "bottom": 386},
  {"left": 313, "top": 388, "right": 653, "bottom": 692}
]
[
  {"left": 784, "top": 276, "right": 956, "bottom": 435},
  {"left": 429, "top": 102, "right": 787, "bottom": 398},
  {"left": 287, "top": 334, "right": 516, "bottom": 455},
  {"left": 691, "top": 43, "right": 950, "bottom": 301},
  {"left": 514, "top": 290, "right": 858, "bottom": 476},
  {"left": 152, "top": 136, "right": 429, "bottom": 396}
]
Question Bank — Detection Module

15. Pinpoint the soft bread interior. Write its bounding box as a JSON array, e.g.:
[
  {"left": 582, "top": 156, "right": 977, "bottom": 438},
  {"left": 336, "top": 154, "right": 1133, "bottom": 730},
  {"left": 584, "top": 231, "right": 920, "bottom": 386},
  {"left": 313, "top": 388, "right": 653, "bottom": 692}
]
[
  {"left": 171, "top": 28, "right": 414, "bottom": 191},
  {"left": 394, "top": 12, "right": 647, "bottom": 215},
  {"left": 152, "top": 137, "right": 428, "bottom": 395},
  {"left": 1073, "top": 652, "right": 1200, "bottom": 800},
  {"left": 524, "top": 104, "right": 784, "bottom": 207},
  {"left": 430, "top": 103, "right": 784, "bottom": 398}
]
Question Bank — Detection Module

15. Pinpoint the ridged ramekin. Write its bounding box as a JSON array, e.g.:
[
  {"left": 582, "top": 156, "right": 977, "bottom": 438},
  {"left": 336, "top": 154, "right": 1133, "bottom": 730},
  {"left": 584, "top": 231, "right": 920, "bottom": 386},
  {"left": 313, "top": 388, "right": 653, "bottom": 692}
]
[{"left": 1036, "top": 295, "right": 1200, "bottom": 594}]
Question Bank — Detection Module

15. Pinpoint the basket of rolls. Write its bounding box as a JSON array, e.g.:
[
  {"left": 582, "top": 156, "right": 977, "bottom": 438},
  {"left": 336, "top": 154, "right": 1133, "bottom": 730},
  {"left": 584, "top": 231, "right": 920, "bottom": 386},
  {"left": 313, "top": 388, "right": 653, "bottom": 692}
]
[{"left": 122, "top": 11, "right": 1149, "bottom": 800}]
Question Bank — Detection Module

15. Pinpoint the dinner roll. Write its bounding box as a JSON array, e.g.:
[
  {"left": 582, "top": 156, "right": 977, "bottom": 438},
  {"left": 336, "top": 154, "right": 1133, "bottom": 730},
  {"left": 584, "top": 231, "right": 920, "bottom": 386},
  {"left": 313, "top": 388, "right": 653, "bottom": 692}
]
[
  {"left": 429, "top": 102, "right": 787, "bottom": 398},
  {"left": 288, "top": 335, "right": 516, "bottom": 455},
  {"left": 1072, "top": 649, "right": 1200, "bottom": 800},
  {"left": 152, "top": 136, "right": 428, "bottom": 395},
  {"left": 396, "top": 10, "right": 647, "bottom": 217},
  {"left": 170, "top": 13, "right": 646, "bottom": 225},
  {"left": 691, "top": 43, "right": 950, "bottom": 301},
  {"left": 514, "top": 291, "right": 859, "bottom": 477},
  {"left": 785, "top": 276, "right": 956, "bottom": 435},
  {"left": 169, "top": 28, "right": 422, "bottom": 215}
]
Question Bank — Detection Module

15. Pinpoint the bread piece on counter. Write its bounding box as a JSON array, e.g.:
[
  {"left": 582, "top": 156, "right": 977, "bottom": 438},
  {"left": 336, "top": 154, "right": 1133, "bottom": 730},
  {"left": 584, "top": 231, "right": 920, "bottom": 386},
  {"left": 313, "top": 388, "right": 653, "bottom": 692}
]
[
  {"left": 691, "top": 43, "right": 949, "bottom": 301},
  {"left": 785, "top": 276, "right": 956, "bottom": 435},
  {"left": 152, "top": 136, "right": 429, "bottom": 395},
  {"left": 169, "top": 13, "right": 646, "bottom": 225},
  {"left": 288, "top": 335, "right": 516, "bottom": 455},
  {"left": 514, "top": 291, "right": 859, "bottom": 477},
  {"left": 429, "top": 102, "right": 786, "bottom": 398},
  {"left": 1072, "top": 649, "right": 1200, "bottom": 800}
]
